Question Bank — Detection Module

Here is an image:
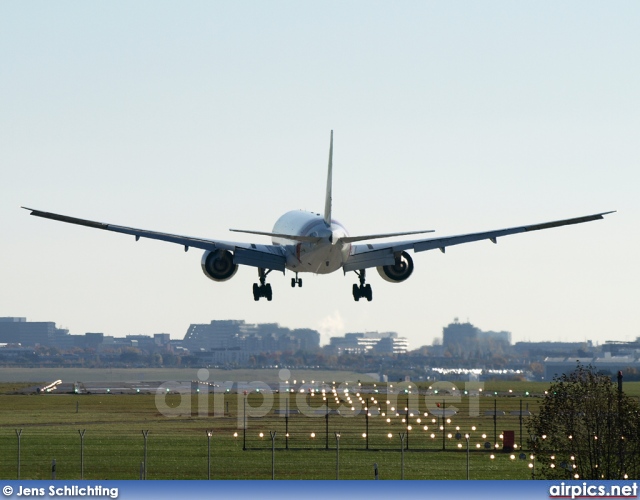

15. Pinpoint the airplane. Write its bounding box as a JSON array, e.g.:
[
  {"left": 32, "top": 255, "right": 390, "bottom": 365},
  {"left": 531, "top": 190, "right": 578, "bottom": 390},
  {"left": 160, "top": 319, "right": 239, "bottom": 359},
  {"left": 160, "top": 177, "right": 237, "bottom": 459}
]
[{"left": 22, "top": 131, "right": 614, "bottom": 302}]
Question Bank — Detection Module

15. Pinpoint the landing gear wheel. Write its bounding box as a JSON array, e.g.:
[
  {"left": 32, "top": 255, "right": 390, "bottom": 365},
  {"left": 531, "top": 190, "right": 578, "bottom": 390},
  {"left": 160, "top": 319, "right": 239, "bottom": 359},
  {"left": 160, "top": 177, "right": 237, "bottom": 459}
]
[
  {"left": 353, "top": 269, "right": 373, "bottom": 302},
  {"left": 291, "top": 278, "right": 296, "bottom": 288},
  {"left": 253, "top": 268, "right": 274, "bottom": 301},
  {"left": 298, "top": 278, "right": 302, "bottom": 287}
]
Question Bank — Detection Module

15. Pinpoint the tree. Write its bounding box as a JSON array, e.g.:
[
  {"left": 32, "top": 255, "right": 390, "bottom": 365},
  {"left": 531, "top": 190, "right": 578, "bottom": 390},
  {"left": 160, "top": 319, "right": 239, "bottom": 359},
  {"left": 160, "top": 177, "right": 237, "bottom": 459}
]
[{"left": 528, "top": 364, "right": 640, "bottom": 479}]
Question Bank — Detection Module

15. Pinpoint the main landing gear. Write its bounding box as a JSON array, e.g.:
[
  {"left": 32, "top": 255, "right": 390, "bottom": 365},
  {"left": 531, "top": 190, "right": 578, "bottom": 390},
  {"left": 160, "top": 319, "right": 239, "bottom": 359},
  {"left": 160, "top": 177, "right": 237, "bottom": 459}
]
[
  {"left": 291, "top": 273, "right": 302, "bottom": 288},
  {"left": 253, "top": 268, "right": 273, "bottom": 301},
  {"left": 352, "top": 269, "right": 372, "bottom": 302}
]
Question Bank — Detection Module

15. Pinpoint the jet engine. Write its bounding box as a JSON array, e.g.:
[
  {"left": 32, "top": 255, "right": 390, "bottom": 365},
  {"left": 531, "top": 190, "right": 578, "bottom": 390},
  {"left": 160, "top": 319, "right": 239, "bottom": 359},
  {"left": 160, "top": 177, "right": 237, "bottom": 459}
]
[
  {"left": 377, "top": 251, "right": 414, "bottom": 283},
  {"left": 201, "top": 249, "right": 238, "bottom": 282}
]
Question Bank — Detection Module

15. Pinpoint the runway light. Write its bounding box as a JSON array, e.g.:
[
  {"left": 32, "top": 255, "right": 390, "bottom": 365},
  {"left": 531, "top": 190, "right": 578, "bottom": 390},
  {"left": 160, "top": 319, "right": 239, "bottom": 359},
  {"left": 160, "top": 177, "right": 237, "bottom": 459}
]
[{"left": 311, "top": 433, "right": 315, "bottom": 438}]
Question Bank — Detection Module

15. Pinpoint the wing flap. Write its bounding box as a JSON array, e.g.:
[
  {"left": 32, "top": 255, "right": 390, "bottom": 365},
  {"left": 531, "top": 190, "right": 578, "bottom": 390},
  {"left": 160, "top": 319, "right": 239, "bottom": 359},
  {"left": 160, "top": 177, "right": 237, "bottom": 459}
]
[
  {"left": 233, "top": 247, "right": 286, "bottom": 271},
  {"left": 343, "top": 248, "right": 395, "bottom": 272}
]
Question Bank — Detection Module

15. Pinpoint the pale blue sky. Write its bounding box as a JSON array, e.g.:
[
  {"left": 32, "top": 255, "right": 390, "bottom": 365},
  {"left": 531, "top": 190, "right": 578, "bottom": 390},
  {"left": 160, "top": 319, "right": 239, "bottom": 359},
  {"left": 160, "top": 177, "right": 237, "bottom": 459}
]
[{"left": 1, "top": 2, "right": 638, "bottom": 347}]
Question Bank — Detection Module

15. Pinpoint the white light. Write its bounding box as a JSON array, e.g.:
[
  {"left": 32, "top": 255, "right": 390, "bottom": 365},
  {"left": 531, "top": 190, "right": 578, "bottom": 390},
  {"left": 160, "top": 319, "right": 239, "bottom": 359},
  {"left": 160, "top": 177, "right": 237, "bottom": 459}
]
[
  {"left": 362, "top": 433, "right": 367, "bottom": 438},
  {"left": 259, "top": 433, "right": 264, "bottom": 438},
  {"left": 311, "top": 433, "right": 315, "bottom": 438},
  {"left": 388, "top": 433, "right": 392, "bottom": 438}
]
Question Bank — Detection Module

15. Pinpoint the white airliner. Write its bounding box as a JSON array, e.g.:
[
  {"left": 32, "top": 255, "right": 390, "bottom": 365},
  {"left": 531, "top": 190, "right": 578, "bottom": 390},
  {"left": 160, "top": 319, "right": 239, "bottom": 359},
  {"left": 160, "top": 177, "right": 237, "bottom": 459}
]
[{"left": 23, "top": 131, "right": 613, "bottom": 302}]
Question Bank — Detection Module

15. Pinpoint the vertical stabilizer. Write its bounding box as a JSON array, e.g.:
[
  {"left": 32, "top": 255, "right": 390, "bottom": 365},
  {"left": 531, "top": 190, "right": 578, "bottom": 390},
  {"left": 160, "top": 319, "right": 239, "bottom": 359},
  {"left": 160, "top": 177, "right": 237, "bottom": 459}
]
[{"left": 324, "top": 130, "right": 333, "bottom": 226}]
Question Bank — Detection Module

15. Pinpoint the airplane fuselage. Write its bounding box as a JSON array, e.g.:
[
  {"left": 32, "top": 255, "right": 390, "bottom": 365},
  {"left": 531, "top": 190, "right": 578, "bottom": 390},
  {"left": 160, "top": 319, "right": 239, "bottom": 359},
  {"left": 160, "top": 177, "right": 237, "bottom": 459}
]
[{"left": 272, "top": 210, "right": 350, "bottom": 274}]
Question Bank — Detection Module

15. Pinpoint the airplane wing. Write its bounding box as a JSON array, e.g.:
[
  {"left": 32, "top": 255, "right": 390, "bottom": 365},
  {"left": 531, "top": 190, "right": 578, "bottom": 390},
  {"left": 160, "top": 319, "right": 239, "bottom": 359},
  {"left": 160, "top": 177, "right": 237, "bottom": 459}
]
[
  {"left": 21, "top": 207, "right": 287, "bottom": 271},
  {"left": 343, "top": 211, "right": 615, "bottom": 272}
]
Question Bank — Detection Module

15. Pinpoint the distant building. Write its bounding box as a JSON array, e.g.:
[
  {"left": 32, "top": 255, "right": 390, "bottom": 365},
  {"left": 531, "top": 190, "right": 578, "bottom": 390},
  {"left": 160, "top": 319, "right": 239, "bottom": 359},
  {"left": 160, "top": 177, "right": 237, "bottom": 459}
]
[
  {"left": 443, "top": 319, "right": 511, "bottom": 348},
  {"left": 329, "top": 332, "right": 408, "bottom": 355},
  {"left": 544, "top": 353, "right": 640, "bottom": 380},
  {"left": 0, "top": 317, "right": 69, "bottom": 347},
  {"left": 182, "top": 320, "right": 320, "bottom": 354}
]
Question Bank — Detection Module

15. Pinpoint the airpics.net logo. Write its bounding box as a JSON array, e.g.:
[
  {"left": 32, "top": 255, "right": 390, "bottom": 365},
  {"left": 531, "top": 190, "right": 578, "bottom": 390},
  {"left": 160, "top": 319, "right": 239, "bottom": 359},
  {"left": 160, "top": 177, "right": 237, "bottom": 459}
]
[{"left": 549, "top": 482, "right": 638, "bottom": 499}]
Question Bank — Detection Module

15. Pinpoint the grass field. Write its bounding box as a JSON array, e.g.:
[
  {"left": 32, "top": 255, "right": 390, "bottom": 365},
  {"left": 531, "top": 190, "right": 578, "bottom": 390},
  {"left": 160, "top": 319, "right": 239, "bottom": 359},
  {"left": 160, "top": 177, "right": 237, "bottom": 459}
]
[{"left": 2, "top": 374, "right": 639, "bottom": 480}]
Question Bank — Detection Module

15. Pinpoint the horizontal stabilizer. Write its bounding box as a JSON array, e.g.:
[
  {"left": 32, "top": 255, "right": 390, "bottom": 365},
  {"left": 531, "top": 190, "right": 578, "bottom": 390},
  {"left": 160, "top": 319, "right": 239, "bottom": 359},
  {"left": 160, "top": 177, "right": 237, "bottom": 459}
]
[
  {"left": 338, "top": 229, "right": 434, "bottom": 244},
  {"left": 229, "top": 228, "right": 322, "bottom": 243}
]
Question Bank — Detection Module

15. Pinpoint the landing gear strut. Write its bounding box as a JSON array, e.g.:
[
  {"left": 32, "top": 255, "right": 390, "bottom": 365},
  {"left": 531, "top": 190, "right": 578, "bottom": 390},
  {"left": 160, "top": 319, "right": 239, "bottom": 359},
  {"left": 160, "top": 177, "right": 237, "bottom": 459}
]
[
  {"left": 253, "top": 268, "right": 273, "bottom": 301},
  {"left": 352, "top": 269, "right": 372, "bottom": 302},
  {"left": 291, "top": 273, "right": 302, "bottom": 288}
]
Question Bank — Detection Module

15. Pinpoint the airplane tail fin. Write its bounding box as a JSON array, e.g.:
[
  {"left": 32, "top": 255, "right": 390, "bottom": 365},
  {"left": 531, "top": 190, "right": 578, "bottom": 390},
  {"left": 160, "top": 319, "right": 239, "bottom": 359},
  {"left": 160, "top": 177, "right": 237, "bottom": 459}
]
[{"left": 323, "top": 130, "right": 333, "bottom": 226}]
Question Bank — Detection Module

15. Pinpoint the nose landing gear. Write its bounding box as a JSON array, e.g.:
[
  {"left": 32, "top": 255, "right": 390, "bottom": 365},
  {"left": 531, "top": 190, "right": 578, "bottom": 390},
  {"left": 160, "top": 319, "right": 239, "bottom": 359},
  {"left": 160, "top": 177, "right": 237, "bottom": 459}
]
[
  {"left": 291, "top": 273, "right": 302, "bottom": 288},
  {"left": 352, "top": 269, "right": 372, "bottom": 301}
]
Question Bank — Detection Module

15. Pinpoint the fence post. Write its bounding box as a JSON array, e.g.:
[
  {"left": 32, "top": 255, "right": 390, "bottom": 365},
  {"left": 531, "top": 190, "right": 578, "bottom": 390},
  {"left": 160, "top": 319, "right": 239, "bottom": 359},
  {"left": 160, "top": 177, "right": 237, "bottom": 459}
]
[
  {"left": 51, "top": 459, "right": 56, "bottom": 480},
  {"left": 374, "top": 462, "right": 379, "bottom": 480},
  {"left": 141, "top": 430, "right": 149, "bottom": 479},
  {"left": 399, "top": 432, "right": 406, "bottom": 479},
  {"left": 335, "top": 432, "right": 340, "bottom": 480},
  {"left": 16, "top": 429, "right": 22, "bottom": 480},
  {"left": 79, "top": 429, "right": 86, "bottom": 479},
  {"left": 206, "top": 430, "right": 212, "bottom": 480},
  {"left": 270, "top": 431, "right": 277, "bottom": 480}
]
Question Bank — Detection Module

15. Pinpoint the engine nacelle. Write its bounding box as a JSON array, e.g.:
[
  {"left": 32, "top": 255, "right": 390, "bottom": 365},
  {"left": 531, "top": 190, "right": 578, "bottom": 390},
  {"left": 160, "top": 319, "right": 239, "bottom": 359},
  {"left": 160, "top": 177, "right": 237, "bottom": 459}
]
[
  {"left": 377, "top": 251, "right": 414, "bottom": 283},
  {"left": 201, "top": 249, "right": 238, "bottom": 282}
]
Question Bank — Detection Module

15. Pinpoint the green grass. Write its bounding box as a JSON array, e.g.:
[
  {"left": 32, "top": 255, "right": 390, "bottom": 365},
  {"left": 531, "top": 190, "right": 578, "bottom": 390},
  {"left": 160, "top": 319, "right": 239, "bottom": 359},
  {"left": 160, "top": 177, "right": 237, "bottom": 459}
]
[{"left": 2, "top": 377, "right": 638, "bottom": 479}]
